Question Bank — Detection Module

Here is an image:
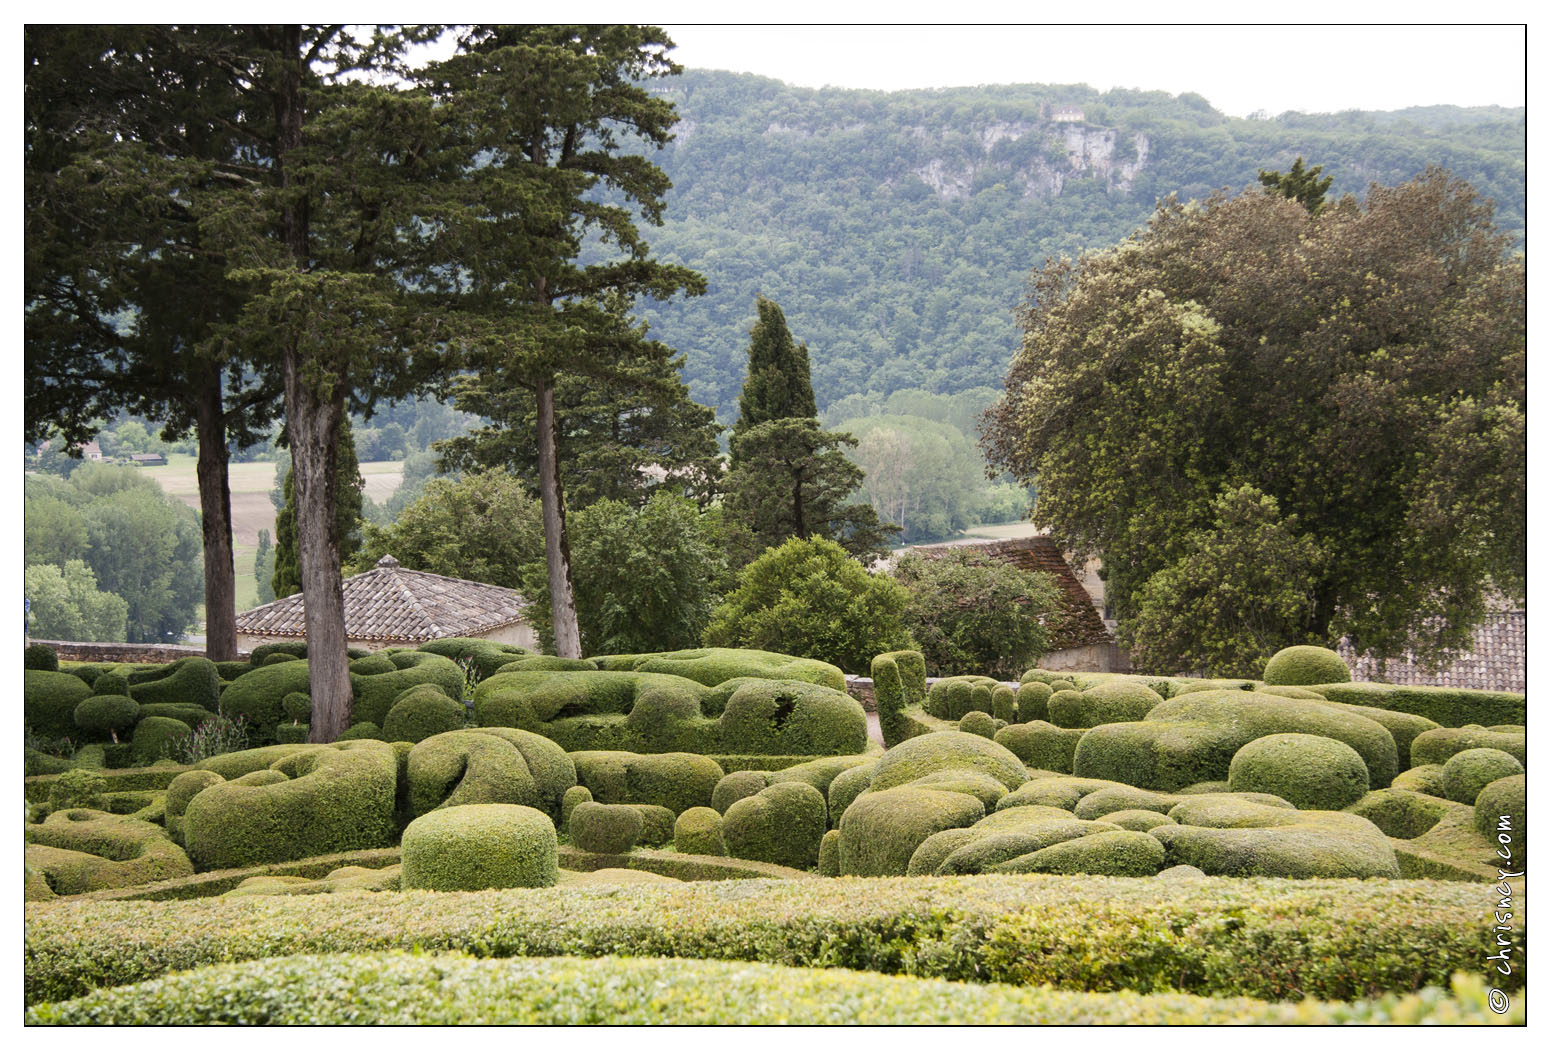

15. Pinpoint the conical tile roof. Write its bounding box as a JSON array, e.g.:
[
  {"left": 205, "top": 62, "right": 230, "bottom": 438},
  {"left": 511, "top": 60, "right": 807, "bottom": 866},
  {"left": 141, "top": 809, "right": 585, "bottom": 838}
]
[{"left": 236, "top": 555, "right": 530, "bottom": 644}]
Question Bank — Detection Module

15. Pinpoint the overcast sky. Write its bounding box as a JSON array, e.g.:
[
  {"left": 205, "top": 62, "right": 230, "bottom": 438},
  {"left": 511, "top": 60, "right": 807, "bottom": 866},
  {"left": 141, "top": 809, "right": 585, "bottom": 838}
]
[{"left": 659, "top": 20, "right": 1527, "bottom": 118}]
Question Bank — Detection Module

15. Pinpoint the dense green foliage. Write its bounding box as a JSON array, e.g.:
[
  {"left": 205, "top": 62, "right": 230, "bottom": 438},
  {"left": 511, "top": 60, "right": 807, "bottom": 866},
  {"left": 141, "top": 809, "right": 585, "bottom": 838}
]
[
  {"left": 731, "top": 297, "right": 818, "bottom": 437},
  {"left": 400, "top": 804, "right": 558, "bottom": 891},
  {"left": 984, "top": 172, "right": 1524, "bottom": 673},
  {"left": 520, "top": 493, "right": 729, "bottom": 655},
  {"left": 271, "top": 419, "right": 365, "bottom": 600},
  {"left": 630, "top": 72, "right": 1523, "bottom": 419},
  {"left": 704, "top": 537, "right": 916, "bottom": 674},
  {"left": 23, "top": 877, "right": 1523, "bottom": 1006},
  {"left": 891, "top": 548, "right": 1060, "bottom": 678},
  {"left": 24, "top": 954, "right": 1522, "bottom": 1026},
  {"left": 23, "top": 466, "right": 202, "bottom": 643}
]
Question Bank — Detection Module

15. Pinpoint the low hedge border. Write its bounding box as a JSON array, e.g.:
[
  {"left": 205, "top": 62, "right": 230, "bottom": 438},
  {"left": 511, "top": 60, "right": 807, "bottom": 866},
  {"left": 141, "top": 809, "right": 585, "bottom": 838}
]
[
  {"left": 556, "top": 845, "right": 813, "bottom": 882},
  {"left": 24, "top": 875, "right": 1522, "bottom": 1006},
  {"left": 708, "top": 749, "right": 883, "bottom": 773},
  {"left": 26, "top": 765, "right": 193, "bottom": 803},
  {"left": 24, "top": 953, "right": 1518, "bottom": 1026},
  {"left": 61, "top": 849, "right": 405, "bottom": 903}
]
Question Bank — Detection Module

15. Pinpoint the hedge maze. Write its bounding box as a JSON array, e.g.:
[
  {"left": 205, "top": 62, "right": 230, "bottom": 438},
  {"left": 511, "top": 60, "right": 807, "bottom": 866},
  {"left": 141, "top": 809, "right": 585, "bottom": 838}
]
[{"left": 22, "top": 640, "right": 1526, "bottom": 1023}]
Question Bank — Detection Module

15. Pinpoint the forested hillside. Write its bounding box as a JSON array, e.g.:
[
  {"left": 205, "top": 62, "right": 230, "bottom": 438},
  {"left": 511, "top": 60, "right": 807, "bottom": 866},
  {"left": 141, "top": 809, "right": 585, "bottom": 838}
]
[{"left": 635, "top": 71, "right": 1525, "bottom": 419}]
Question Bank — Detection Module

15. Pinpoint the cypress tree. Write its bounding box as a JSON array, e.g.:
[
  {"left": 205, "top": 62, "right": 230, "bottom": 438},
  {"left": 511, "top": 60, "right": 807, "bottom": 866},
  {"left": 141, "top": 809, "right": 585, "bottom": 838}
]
[
  {"left": 272, "top": 419, "right": 364, "bottom": 600},
  {"left": 732, "top": 297, "right": 817, "bottom": 444}
]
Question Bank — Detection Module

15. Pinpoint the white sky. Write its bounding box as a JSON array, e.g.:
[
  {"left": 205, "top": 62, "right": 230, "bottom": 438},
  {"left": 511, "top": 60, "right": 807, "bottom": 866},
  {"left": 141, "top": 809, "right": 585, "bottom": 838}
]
[{"left": 661, "top": 21, "right": 1526, "bottom": 118}]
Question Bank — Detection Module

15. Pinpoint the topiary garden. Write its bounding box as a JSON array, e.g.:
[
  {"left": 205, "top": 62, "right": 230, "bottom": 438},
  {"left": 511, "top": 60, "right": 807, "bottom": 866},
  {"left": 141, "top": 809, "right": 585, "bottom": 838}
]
[{"left": 22, "top": 639, "right": 1526, "bottom": 1023}]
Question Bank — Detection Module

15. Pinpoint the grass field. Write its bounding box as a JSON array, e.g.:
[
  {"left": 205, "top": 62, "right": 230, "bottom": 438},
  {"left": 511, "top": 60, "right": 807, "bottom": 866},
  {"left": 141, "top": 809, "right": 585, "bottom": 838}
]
[{"left": 144, "top": 454, "right": 405, "bottom": 622}]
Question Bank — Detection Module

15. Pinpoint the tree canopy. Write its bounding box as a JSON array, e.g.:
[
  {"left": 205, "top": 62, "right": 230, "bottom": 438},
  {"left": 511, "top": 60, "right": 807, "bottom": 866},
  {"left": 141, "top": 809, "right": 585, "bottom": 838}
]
[{"left": 983, "top": 169, "right": 1524, "bottom": 676}]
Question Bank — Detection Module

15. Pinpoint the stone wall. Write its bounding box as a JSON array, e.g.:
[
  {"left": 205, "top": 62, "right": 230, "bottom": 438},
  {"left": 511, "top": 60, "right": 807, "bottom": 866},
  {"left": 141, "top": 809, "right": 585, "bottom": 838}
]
[{"left": 28, "top": 640, "right": 228, "bottom": 665}]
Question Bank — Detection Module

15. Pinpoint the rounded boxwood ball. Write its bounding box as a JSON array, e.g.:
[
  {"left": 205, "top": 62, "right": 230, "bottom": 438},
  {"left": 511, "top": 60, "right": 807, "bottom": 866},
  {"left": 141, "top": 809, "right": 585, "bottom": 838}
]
[
  {"left": 401, "top": 803, "right": 558, "bottom": 891},
  {"left": 382, "top": 686, "right": 465, "bottom": 744},
  {"left": 1442, "top": 748, "right": 1524, "bottom": 805},
  {"left": 1473, "top": 775, "right": 1526, "bottom": 853},
  {"left": 958, "top": 710, "right": 998, "bottom": 739},
  {"left": 673, "top": 807, "right": 726, "bottom": 856},
  {"left": 1227, "top": 733, "right": 1369, "bottom": 810},
  {"left": 132, "top": 716, "right": 192, "bottom": 765},
  {"left": 1262, "top": 646, "right": 1351, "bottom": 686},
  {"left": 711, "top": 770, "right": 770, "bottom": 815},
  {"left": 569, "top": 800, "right": 643, "bottom": 854}
]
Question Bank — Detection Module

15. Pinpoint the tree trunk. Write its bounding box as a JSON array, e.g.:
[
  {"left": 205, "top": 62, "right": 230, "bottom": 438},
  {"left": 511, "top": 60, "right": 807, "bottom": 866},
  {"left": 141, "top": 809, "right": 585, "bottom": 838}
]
[
  {"left": 272, "top": 24, "right": 352, "bottom": 741},
  {"left": 288, "top": 375, "right": 353, "bottom": 741},
  {"left": 537, "top": 376, "right": 582, "bottom": 657},
  {"left": 193, "top": 378, "right": 238, "bottom": 661}
]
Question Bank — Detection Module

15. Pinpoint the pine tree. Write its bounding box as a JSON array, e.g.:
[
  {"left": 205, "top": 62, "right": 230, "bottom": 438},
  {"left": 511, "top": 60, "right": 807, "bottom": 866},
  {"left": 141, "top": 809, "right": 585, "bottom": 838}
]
[
  {"left": 1258, "top": 156, "right": 1334, "bottom": 215},
  {"left": 253, "top": 528, "right": 275, "bottom": 605}
]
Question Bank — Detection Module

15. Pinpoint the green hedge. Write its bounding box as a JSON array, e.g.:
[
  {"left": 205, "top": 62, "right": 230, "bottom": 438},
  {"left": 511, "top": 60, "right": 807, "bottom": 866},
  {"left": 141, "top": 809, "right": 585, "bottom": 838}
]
[
  {"left": 23, "top": 954, "right": 1522, "bottom": 1025},
  {"left": 24, "top": 876, "right": 1523, "bottom": 1006},
  {"left": 406, "top": 728, "right": 576, "bottom": 823},
  {"left": 26, "top": 764, "right": 193, "bottom": 804},
  {"left": 1411, "top": 727, "right": 1526, "bottom": 768},
  {"left": 872, "top": 650, "right": 927, "bottom": 748},
  {"left": 994, "top": 721, "right": 1085, "bottom": 772},
  {"left": 1152, "top": 798, "right": 1400, "bottom": 878},
  {"left": 25, "top": 810, "right": 193, "bottom": 895},
  {"left": 381, "top": 685, "right": 466, "bottom": 744},
  {"left": 1302, "top": 682, "right": 1524, "bottom": 729},
  {"left": 1441, "top": 749, "right": 1524, "bottom": 804},
  {"left": 836, "top": 786, "right": 986, "bottom": 876},
  {"left": 867, "top": 730, "right": 1029, "bottom": 794},
  {"left": 183, "top": 743, "right": 399, "bottom": 870},
  {"left": 1048, "top": 680, "right": 1164, "bottom": 729},
  {"left": 415, "top": 638, "right": 534, "bottom": 678},
  {"left": 1261, "top": 646, "right": 1351, "bottom": 686},
  {"left": 130, "top": 716, "right": 192, "bottom": 764},
  {"left": 26, "top": 670, "right": 95, "bottom": 739},
  {"left": 69, "top": 848, "right": 404, "bottom": 903},
  {"left": 1073, "top": 690, "right": 1398, "bottom": 792},
  {"left": 349, "top": 651, "right": 466, "bottom": 728},
  {"left": 673, "top": 808, "right": 726, "bottom": 856},
  {"left": 401, "top": 804, "right": 558, "bottom": 892},
  {"left": 569, "top": 802, "right": 644, "bottom": 854},
  {"left": 127, "top": 657, "right": 222, "bottom": 712},
  {"left": 569, "top": 751, "right": 725, "bottom": 815},
  {"left": 612, "top": 648, "right": 846, "bottom": 691},
  {"left": 219, "top": 661, "right": 314, "bottom": 742},
  {"left": 721, "top": 781, "right": 827, "bottom": 869}
]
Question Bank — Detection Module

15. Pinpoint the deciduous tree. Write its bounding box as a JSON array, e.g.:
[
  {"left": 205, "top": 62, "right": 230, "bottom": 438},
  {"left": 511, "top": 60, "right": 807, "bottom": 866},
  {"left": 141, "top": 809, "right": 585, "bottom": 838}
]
[{"left": 983, "top": 169, "right": 1524, "bottom": 673}]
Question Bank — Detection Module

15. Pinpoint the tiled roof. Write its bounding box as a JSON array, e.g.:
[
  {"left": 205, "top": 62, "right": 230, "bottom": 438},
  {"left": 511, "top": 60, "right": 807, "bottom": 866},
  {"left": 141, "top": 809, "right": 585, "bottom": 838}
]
[
  {"left": 904, "top": 536, "right": 1113, "bottom": 651},
  {"left": 1338, "top": 609, "right": 1526, "bottom": 693},
  {"left": 235, "top": 555, "right": 531, "bottom": 644}
]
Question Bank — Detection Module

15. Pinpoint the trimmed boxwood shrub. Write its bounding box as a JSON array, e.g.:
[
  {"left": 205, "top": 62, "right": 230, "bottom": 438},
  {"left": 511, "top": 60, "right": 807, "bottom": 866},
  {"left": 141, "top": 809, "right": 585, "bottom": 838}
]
[
  {"left": 1473, "top": 775, "right": 1525, "bottom": 853},
  {"left": 958, "top": 710, "right": 999, "bottom": 738},
  {"left": 561, "top": 786, "right": 592, "bottom": 828},
  {"left": 817, "top": 829, "right": 841, "bottom": 875},
  {"left": 925, "top": 676, "right": 998, "bottom": 720},
  {"left": 183, "top": 743, "right": 400, "bottom": 870},
  {"left": 722, "top": 781, "right": 828, "bottom": 869},
  {"left": 712, "top": 770, "right": 770, "bottom": 814},
  {"left": 767, "top": 754, "right": 874, "bottom": 799},
  {"left": 990, "top": 684, "right": 1017, "bottom": 723},
  {"left": 1015, "top": 682, "right": 1052, "bottom": 723},
  {"left": 825, "top": 762, "right": 878, "bottom": 828},
  {"left": 623, "top": 648, "right": 847, "bottom": 692},
  {"left": 997, "top": 829, "right": 1168, "bottom": 876},
  {"left": 416, "top": 638, "right": 533, "bottom": 678},
  {"left": 45, "top": 769, "right": 108, "bottom": 813},
  {"left": 401, "top": 804, "right": 558, "bottom": 891},
  {"left": 1302, "top": 681, "right": 1524, "bottom": 729},
  {"left": 127, "top": 657, "right": 221, "bottom": 712},
  {"left": 1101, "top": 809, "right": 1177, "bottom": 832},
  {"left": 1073, "top": 785, "right": 1178, "bottom": 820},
  {"left": 26, "top": 670, "right": 94, "bottom": 740},
  {"left": 674, "top": 807, "right": 726, "bottom": 856},
  {"left": 92, "top": 672, "right": 130, "bottom": 696},
  {"left": 1411, "top": 727, "right": 1525, "bottom": 768},
  {"left": 219, "top": 661, "right": 313, "bottom": 742},
  {"left": 1048, "top": 681, "right": 1164, "bottom": 729},
  {"left": 25, "top": 642, "right": 60, "bottom": 671},
  {"left": 1393, "top": 764, "right": 1448, "bottom": 797},
  {"left": 569, "top": 751, "right": 724, "bottom": 815},
  {"left": 336, "top": 722, "right": 383, "bottom": 741},
  {"left": 993, "top": 721, "right": 1084, "bottom": 773},
  {"left": 73, "top": 695, "right": 141, "bottom": 739},
  {"left": 1073, "top": 690, "right": 1398, "bottom": 793},
  {"left": 871, "top": 650, "right": 927, "bottom": 748},
  {"left": 23, "top": 877, "right": 1525, "bottom": 1006},
  {"left": 137, "top": 703, "right": 218, "bottom": 730},
  {"left": 164, "top": 770, "right": 226, "bottom": 844},
  {"left": 935, "top": 817, "right": 1104, "bottom": 877},
  {"left": 1153, "top": 798, "right": 1400, "bottom": 878},
  {"left": 717, "top": 679, "right": 868, "bottom": 756},
  {"left": 1227, "top": 733, "right": 1370, "bottom": 811},
  {"left": 382, "top": 685, "right": 465, "bottom": 744},
  {"left": 905, "top": 768, "right": 1010, "bottom": 811},
  {"left": 1344, "top": 789, "right": 1459, "bottom": 840},
  {"left": 25, "top": 810, "right": 194, "bottom": 894},
  {"left": 407, "top": 728, "right": 576, "bottom": 822},
  {"left": 568, "top": 801, "right": 644, "bottom": 854},
  {"left": 868, "top": 731, "right": 1029, "bottom": 794},
  {"left": 275, "top": 723, "right": 309, "bottom": 744},
  {"left": 630, "top": 804, "right": 676, "bottom": 848},
  {"left": 836, "top": 786, "right": 985, "bottom": 876},
  {"left": 349, "top": 652, "right": 465, "bottom": 728},
  {"left": 1440, "top": 749, "right": 1524, "bottom": 805},
  {"left": 131, "top": 716, "right": 192, "bottom": 765},
  {"left": 1262, "top": 646, "right": 1351, "bottom": 686}
]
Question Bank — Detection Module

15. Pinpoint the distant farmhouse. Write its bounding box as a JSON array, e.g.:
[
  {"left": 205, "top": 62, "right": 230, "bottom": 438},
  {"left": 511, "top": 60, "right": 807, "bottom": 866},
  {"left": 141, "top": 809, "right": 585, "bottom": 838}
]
[{"left": 236, "top": 555, "right": 538, "bottom": 653}]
